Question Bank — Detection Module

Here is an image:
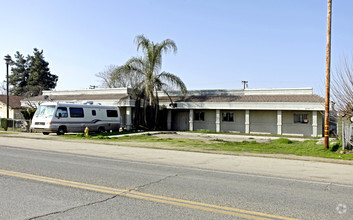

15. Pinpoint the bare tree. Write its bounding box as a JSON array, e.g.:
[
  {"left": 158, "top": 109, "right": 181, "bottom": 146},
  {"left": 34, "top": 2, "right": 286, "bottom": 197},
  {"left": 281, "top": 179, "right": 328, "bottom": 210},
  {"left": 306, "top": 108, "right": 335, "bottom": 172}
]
[
  {"left": 96, "top": 65, "right": 142, "bottom": 88},
  {"left": 0, "top": 81, "right": 6, "bottom": 94},
  {"left": 332, "top": 57, "right": 353, "bottom": 118},
  {"left": 95, "top": 65, "right": 117, "bottom": 88}
]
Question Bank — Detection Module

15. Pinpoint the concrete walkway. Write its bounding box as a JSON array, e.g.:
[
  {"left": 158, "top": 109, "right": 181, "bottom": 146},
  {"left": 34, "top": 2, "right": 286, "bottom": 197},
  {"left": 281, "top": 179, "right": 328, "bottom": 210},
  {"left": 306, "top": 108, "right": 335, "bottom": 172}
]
[{"left": 0, "top": 132, "right": 352, "bottom": 186}]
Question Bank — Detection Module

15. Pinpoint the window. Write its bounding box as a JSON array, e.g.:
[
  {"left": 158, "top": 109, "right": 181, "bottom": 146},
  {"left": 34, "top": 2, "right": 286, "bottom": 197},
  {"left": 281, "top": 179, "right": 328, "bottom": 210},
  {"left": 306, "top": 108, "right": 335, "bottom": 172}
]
[
  {"left": 70, "top": 108, "right": 84, "bottom": 118},
  {"left": 194, "top": 111, "right": 205, "bottom": 121},
  {"left": 55, "top": 107, "right": 68, "bottom": 118},
  {"left": 35, "top": 105, "right": 55, "bottom": 117},
  {"left": 294, "top": 114, "right": 308, "bottom": 124},
  {"left": 92, "top": 110, "right": 96, "bottom": 116},
  {"left": 107, "top": 110, "right": 118, "bottom": 117},
  {"left": 222, "top": 112, "right": 234, "bottom": 122}
]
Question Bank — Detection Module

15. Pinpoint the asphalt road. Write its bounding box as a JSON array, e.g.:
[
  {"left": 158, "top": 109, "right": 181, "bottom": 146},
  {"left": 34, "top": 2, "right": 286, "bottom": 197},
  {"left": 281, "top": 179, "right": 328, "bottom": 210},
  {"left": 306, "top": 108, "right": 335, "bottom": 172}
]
[{"left": 0, "top": 143, "right": 352, "bottom": 219}]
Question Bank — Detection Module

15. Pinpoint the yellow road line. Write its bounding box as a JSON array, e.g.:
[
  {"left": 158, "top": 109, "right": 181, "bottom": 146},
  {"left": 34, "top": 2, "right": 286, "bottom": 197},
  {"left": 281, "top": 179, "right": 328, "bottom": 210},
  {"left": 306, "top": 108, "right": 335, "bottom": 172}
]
[{"left": 0, "top": 169, "right": 299, "bottom": 220}]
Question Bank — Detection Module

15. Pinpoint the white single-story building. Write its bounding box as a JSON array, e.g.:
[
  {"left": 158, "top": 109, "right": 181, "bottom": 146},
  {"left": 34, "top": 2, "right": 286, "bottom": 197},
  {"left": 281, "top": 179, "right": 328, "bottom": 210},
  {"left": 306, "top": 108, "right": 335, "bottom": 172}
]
[{"left": 22, "top": 87, "right": 325, "bottom": 137}]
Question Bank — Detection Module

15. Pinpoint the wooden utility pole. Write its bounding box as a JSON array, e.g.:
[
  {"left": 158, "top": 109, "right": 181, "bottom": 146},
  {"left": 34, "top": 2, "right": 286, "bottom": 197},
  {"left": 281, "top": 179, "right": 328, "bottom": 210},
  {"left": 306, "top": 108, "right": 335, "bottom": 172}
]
[{"left": 324, "top": 0, "right": 332, "bottom": 148}]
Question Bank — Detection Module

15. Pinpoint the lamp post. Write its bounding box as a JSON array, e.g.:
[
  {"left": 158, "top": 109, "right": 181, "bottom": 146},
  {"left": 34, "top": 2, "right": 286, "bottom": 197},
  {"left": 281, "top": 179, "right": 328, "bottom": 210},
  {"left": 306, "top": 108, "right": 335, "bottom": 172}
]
[{"left": 4, "top": 55, "right": 12, "bottom": 119}]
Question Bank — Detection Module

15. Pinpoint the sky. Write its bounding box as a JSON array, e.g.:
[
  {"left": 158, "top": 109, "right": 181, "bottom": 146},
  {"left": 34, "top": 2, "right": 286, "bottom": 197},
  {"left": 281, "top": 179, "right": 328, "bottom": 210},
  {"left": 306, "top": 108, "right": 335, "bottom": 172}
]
[{"left": 0, "top": 0, "right": 352, "bottom": 97}]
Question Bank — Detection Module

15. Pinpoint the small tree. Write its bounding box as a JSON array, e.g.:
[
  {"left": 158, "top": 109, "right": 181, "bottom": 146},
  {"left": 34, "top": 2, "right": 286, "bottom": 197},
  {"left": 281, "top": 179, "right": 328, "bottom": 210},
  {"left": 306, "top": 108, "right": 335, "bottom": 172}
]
[
  {"left": 21, "top": 109, "right": 36, "bottom": 120},
  {"left": 332, "top": 58, "right": 353, "bottom": 118},
  {"left": 96, "top": 64, "right": 142, "bottom": 89}
]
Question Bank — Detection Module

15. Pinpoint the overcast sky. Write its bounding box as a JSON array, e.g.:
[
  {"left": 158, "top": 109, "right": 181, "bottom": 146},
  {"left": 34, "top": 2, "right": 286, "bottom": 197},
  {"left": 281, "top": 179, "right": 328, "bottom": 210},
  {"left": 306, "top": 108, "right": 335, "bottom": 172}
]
[{"left": 1, "top": 0, "right": 352, "bottom": 96}]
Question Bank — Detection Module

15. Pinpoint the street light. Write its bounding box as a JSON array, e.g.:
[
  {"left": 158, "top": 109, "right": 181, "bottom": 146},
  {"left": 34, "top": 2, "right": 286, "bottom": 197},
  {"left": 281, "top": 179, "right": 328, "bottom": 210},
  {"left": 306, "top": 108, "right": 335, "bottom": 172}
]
[{"left": 4, "top": 55, "right": 12, "bottom": 119}]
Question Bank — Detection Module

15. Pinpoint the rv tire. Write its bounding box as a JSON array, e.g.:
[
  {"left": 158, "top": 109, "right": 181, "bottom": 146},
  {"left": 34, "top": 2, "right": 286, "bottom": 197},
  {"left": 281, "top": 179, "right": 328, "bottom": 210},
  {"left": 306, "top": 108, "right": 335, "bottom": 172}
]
[
  {"left": 98, "top": 127, "right": 105, "bottom": 133},
  {"left": 57, "top": 127, "right": 66, "bottom": 135},
  {"left": 42, "top": 132, "right": 49, "bottom": 135}
]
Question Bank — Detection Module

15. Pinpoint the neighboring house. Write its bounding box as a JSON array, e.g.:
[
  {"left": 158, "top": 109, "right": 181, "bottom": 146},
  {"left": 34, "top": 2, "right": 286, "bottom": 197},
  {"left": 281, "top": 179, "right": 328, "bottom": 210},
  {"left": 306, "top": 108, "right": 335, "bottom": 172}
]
[
  {"left": 0, "top": 95, "right": 24, "bottom": 119},
  {"left": 22, "top": 87, "right": 325, "bottom": 137}
]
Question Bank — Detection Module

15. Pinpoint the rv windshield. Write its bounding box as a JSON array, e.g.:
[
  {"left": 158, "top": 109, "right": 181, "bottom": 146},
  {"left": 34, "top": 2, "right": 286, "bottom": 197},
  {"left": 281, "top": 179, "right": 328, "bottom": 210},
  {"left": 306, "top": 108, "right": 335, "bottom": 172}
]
[{"left": 34, "top": 105, "right": 56, "bottom": 118}]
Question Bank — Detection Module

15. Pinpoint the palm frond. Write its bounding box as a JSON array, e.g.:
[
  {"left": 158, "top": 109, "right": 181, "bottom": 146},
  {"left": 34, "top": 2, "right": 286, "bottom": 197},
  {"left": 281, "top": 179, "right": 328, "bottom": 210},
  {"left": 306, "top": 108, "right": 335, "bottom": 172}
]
[
  {"left": 158, "top": 71, "right": 187, "bottom": 96},
  {"left": 135, "top": 34, "right": 150, "bottom": 54},
  {"left": 159, "top": 39, "right": 177, "bottom": 54}
]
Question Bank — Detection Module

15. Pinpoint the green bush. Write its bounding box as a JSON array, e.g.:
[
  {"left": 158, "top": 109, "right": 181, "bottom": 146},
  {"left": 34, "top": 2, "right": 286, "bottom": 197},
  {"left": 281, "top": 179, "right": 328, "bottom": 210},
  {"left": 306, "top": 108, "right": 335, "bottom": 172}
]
[
  {"left": 330, "top": 140, "right": 341, "bottom": 152},
  {"left": 1, "top": 118, "right": 7, "bottom": 131},
  {"left": 21, "top": 109, "right": 36, "bottom": 120}
]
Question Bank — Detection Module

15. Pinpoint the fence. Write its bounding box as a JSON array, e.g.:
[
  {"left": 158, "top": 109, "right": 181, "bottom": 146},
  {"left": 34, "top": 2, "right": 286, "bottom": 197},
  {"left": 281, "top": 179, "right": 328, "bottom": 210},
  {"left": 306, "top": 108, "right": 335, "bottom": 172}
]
[
  {"left": 0, "top": 119, "right": 31, "bottom": 132},
  {"left": 340, "top": 120, "right": 353, "bottom": 150}
]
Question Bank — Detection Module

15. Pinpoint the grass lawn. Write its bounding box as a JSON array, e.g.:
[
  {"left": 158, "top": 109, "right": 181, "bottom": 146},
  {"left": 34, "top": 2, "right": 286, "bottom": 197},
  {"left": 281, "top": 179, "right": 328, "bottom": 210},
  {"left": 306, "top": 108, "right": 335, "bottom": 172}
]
[{"left": 62, "top": 132, "right": 353, "bottom": 161}]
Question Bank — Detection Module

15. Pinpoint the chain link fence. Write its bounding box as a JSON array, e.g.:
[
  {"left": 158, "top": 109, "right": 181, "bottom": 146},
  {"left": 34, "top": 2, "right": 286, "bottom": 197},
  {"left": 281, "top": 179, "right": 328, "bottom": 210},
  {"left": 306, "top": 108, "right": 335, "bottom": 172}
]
[
  {"left": 340, "top": 120, "right": 353, "bottom": 150},
  {"left": 1, "top": 119, "right": 31, "bottom": 132}
]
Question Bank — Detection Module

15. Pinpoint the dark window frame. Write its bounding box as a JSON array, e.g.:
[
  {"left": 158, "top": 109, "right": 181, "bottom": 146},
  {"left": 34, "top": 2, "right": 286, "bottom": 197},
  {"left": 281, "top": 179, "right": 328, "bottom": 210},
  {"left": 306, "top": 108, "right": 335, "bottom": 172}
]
[
  {"left": 55, "top": 107, "right": 68, "bottom": 118},
  {"left": 222, "top": 112, "right": 234, "bottom": 122},
  {"left": 107, "top": 110, "right": 118, "bottom": 117},
  {"left": 294, "top": 113, "right": 309, "bottom": 124},
  {"left": 69, "top": 107, "right": 84, "bottom": 118},
  {"left": 194, "top": 111, "right": 205, "bottom": 121}
]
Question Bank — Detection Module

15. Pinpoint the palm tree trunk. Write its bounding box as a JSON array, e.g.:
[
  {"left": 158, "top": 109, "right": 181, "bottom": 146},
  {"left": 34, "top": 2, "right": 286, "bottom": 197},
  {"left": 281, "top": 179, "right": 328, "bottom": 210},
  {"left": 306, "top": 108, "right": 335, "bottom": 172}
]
[
  {"left": 143, "top": 97, "right": 148, "bottom": 126},
  {"left": 154, "top": 88, "right": 159, "bottom": 129}
]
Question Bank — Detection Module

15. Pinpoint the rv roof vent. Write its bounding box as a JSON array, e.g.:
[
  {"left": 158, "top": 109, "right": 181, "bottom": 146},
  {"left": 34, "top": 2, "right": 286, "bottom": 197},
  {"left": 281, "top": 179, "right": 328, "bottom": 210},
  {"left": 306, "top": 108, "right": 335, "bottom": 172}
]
[{"left": 83, "top": 101, "right": 94, "bottom": 105}]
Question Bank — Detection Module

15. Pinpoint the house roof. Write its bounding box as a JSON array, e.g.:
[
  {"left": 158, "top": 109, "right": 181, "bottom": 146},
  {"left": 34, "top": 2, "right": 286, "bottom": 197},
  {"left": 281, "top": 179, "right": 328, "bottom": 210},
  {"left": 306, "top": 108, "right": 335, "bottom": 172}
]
[
  {"left": 0, "top": 95, "right": 23, "bottom": 108},
  {"left": 159, "top": 94, "right": 325, "bottom": 103},
  {"left": 24, "top": 93, "right": 324, "bottom": 104},
  {"left": 23, "top": 94, "right": 129, "bottom": 102}
]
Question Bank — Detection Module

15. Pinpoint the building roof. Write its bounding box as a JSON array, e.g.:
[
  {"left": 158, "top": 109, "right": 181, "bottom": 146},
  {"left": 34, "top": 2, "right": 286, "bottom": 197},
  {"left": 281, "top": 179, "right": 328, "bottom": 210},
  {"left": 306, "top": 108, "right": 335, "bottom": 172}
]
[
  {"left": 21, "top": 88, "right": 324, "bottom": 111},
  {"left": 0, "top": 95, "right": 23, "bottom": 108},
  {"left": 159, "top": 94, "right": 324, "bottom": 103},
  {"left": 24, "top": 94, "right": 128, "bottom": 102}
]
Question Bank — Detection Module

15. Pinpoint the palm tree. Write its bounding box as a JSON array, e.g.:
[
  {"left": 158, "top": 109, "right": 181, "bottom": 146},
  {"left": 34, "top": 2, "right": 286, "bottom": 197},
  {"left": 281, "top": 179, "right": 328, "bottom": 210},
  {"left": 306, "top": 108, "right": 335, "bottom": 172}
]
[{"left": 117, "top": 35, "right": 187, "bottom": 128}]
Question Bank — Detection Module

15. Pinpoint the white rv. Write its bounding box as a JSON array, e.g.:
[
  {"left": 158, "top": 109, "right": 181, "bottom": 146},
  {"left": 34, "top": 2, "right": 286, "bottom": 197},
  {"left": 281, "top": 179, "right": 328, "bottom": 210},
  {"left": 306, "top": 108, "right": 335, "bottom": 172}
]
[{"left": 30, "top": 102, "right": 121, "bottom": 135}]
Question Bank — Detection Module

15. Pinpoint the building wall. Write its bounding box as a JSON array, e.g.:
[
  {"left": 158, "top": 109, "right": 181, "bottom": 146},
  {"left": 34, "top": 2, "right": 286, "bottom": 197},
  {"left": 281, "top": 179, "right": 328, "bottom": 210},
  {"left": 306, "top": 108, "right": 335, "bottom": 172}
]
[
  {"left": 172, "top": 110, "right": 189, "bottom": 131},
  {"left": 220, "top": 110, "right": 245, "bottom": 133},
  {"left": 318, "top": 112, "right": 323, "bottom": 136},
  {"left": 169, "top": 109, "right": 322, "bottom": 136},
  {"left": 282, "top": 111, "right": 313, "bottom": 136},
  {"left": 249, "top": 110, "right": 277, "bottom": 134},
  {"left": 120, "top": 107, "right": 126, "bottom": 128},
  {"left": 194, "top": 110, "right": 216, "bottom": 131}
]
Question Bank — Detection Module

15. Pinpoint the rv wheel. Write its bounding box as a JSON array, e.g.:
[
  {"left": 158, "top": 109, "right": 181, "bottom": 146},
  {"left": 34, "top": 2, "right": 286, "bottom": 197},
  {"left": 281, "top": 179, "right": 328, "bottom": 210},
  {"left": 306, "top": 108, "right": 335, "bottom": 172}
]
[
  {"left": 42, "top": 132, "right": 49, "bottom": 135},
  {"left": 57, "top": 127, "right": 65, "bottom": 135},
  {"left": 98, "top": 127, "right": 105, "bottom": 133}
]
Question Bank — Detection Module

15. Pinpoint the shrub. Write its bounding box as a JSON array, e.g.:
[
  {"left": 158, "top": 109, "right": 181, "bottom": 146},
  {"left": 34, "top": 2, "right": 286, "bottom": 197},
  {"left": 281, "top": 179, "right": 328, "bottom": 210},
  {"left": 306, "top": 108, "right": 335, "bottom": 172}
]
[
  {"left": 1, "top": 118, "right": 7, "bottom": 131},
  {"left": 330, "top": 140, "right": 341, "bottom": 152},
  {"left": 21, "top": 109, "right": 36, "bottom": 120}
]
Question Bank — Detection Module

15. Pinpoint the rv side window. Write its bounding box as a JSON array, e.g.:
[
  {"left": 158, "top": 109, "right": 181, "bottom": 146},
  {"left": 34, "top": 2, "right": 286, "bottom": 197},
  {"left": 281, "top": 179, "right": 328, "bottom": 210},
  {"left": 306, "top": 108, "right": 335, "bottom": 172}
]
[
  {"left": 92, "top": 110, "right": 96, "bottom": 116},
  {"left": 56, "top": 107, "right": 68, "bottom": 118},
  {"left": 107, "top": 110, "right": 118, "bottom": 117},
  {"left": 70, "top": 108, "right": 84, "bottom": 118}
]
